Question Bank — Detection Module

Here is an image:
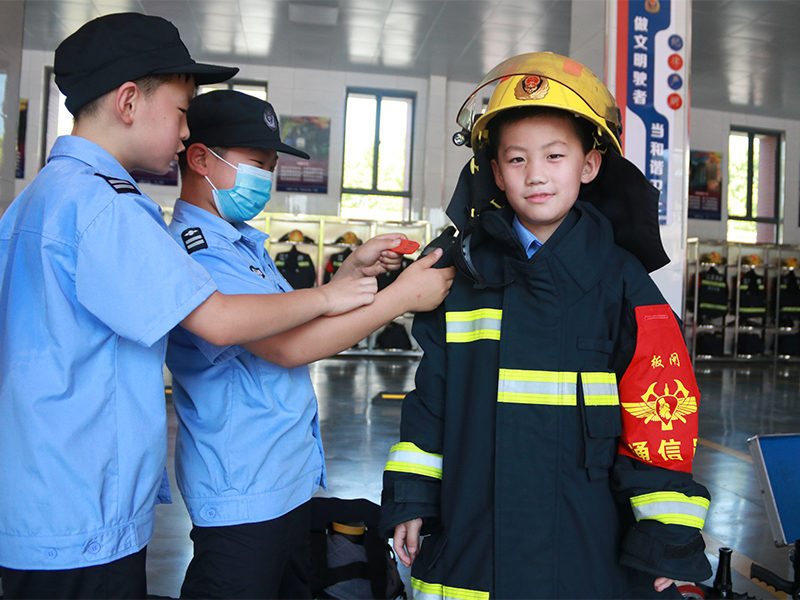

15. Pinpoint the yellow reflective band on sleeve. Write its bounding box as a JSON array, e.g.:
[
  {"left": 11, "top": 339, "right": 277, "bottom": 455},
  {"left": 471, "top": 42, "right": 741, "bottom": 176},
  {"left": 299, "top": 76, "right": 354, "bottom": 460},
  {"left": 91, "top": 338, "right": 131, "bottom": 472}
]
[
  {"left": 630, "top": 491, "right": 710, "bottom": 529},
  {"left": 581, "top": 372, "right": 620, "bottom": 406},
  {"left": 497, "top": 370, "right": 577, "bottom": 405},
  {"left": 384, "top": 442, "right": 443, "bottom": 479},
  {"left": 446, "top": 309, "right": 502, "bottom": 343},
  {"left": 411, "top": 578, "right": 490, "bottom": 600}
]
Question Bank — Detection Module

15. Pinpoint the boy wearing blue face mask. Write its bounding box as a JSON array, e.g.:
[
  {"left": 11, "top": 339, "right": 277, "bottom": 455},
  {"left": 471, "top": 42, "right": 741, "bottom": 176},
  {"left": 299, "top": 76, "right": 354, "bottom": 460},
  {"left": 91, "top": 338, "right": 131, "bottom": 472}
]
[{"left": 168, "top": 90, "right": 455, "bottom": 599}]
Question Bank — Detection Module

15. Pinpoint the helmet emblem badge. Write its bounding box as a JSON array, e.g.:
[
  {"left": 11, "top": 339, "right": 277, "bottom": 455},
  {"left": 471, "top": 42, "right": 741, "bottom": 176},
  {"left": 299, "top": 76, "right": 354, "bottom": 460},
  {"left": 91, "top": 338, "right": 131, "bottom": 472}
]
[{"left": 514, "top": 75, "right": 550, "bottom": 101}]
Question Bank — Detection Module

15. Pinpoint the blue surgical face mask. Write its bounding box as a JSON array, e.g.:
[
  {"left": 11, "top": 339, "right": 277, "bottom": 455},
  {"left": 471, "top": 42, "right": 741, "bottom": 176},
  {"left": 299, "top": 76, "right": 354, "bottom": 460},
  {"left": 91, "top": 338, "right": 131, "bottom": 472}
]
[{"left": 205, "top": 149, "right": 273, "bottom": 222}]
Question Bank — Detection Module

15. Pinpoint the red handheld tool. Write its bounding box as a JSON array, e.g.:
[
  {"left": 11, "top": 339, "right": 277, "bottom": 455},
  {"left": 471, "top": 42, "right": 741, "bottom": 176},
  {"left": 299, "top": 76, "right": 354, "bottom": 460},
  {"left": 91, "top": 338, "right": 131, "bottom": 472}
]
[{"left": 392, "top": 239, "right": 420, "bottom": 254}]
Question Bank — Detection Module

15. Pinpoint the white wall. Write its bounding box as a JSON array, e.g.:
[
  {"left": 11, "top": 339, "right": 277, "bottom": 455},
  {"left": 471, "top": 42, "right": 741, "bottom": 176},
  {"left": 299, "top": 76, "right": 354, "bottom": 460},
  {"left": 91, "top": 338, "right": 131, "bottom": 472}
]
[{"left": 687, "top": 107, "right": 800, "bottom": 245}]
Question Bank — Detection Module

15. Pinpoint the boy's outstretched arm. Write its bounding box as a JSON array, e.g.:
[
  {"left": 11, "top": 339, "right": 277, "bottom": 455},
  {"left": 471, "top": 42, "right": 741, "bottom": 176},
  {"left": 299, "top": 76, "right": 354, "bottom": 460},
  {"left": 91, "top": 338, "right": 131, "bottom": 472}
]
[
  {"left": 241, "top": 249, "right": 454, "bottom": 368},
  {"left": 180, "top": 273, "right": 377, "bottom": 348},
  {"left": 380, "top": 302, "right": 447, "bottom": 542},
  {"left": 394, "top": 518, "right": 423, "bottom": 568},
  {"left": 612, "top": 301, "right": 712, "bottom": 584}
]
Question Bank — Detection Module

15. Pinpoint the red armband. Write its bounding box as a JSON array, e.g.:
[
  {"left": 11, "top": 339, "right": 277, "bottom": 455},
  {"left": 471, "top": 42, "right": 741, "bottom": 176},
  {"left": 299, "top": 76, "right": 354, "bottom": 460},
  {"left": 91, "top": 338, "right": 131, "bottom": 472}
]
[{"left": 618, "top": 304, "right": 699, "bottom": 473}]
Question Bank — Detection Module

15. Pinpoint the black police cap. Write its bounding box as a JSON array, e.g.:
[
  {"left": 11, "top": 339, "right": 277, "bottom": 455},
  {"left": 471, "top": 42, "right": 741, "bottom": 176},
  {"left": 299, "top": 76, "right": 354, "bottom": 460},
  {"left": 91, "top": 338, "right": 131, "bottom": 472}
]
[
  {"left": 55, "top": 13, "right": 239, "bottom": 114},
  {"left": 184, "top": 90, "right": 311, "bottom": 159}
]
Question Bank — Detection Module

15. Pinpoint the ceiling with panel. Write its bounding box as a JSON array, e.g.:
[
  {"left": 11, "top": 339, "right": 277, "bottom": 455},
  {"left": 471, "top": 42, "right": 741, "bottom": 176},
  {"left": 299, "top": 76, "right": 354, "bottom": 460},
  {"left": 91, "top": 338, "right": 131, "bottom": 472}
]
[{"left": 16, "top": 0, "right": 800, "bottom": 121}]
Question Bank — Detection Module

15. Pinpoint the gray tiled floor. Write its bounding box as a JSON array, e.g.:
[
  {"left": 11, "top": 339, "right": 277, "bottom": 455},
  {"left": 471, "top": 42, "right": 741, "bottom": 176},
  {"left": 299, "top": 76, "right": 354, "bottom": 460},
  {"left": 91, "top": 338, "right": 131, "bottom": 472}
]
[{"left": 142, "top": 358, "right": 800, "bottom": 597}]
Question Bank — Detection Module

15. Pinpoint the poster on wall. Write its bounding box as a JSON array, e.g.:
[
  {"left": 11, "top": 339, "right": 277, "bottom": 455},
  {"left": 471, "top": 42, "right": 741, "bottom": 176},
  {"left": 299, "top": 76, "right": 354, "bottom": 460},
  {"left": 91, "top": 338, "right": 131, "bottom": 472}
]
[
  {"left": 277, "top": 116, "right": 330, "bottom": 194},
  {"left": 16, "top": 99, "right": 27, "bottom": 179},
  {"left": 616, "top": 0, "right": 687, "bottom": 225},
  {"left": 688, "top": 150, "right": 722, "bottom": 220}
]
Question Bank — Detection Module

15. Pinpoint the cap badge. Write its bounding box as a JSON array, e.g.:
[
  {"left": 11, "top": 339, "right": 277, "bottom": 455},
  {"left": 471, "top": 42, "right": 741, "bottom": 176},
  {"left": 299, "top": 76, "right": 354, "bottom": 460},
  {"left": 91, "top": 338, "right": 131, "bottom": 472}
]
[
  {"left": 263, "top": 106, "right": 278, "bottom": 131},
  {"left": 515, "top": 75, "right": 550, "bottom": 101}
]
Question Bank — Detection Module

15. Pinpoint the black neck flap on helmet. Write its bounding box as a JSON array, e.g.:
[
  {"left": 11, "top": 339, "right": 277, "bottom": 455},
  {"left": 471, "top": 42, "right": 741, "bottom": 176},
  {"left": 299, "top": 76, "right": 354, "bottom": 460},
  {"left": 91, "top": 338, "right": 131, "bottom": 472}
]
[
  {"left": 425, "top": 144, "right": 670, "bottom": 283},
  {"left": 578, "top": 148, "right": 670, "bottom": 273},
  {"left": 420, "top": 146, "right": 508, "bottom": 287}
]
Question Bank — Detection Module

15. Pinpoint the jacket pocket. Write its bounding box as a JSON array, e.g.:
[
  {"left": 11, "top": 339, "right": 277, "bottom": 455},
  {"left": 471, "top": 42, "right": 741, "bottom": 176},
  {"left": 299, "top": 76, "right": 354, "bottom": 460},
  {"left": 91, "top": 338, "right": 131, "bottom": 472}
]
[
  {"left": 579, "top": 372, "right": 622, "bottom": 476},
  {"left": 577, "top": 337, "right": 615, "bottom": 354}
]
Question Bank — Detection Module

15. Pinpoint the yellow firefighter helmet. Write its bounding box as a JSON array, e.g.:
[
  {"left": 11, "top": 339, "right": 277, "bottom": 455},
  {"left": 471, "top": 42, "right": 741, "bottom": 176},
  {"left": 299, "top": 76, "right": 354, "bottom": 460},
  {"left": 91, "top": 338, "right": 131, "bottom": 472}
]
[{"left": 456, "top": 52, "right": 622, "bottom": 154}]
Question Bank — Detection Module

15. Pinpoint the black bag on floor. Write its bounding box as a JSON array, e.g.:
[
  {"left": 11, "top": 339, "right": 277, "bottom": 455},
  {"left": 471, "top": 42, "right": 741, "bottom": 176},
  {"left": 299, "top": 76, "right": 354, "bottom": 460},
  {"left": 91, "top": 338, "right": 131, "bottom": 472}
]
[
  {"left": 375, "top": 322, "right": 412, "bottom": 351},
  {"left": 778, "top": 333, "right": 800, "bottom": 356},
  {"left": 697, "top": 332, "right": 724, "bottom": 356},
  {"left": 738, "top": 332, "right": 764, "bottom": 355},
  {"left": 309, "top": 497, "right": 406, "bottom": 600}
]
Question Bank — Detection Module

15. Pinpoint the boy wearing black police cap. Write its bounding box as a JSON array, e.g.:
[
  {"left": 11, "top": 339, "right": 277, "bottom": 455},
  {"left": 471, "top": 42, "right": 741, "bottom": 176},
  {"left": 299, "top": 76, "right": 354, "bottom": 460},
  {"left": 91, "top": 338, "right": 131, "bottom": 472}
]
[
  {"left": 0, "top": 14, "right": 380, "bottom": 599},
  {"left": 168, "top": 89, "right": 454, "bottom": 599}
]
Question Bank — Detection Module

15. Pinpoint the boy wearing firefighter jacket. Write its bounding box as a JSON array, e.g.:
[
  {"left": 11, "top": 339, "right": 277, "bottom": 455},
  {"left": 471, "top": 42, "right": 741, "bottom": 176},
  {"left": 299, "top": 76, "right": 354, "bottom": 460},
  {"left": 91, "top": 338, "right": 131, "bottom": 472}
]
[{"left": 380, "top": 53, "right": 712, "bottom": 599}]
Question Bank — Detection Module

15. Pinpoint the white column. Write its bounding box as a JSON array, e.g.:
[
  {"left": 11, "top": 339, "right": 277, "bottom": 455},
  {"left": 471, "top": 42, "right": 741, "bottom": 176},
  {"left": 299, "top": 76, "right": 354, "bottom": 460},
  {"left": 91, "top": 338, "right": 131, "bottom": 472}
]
[
  {"left": 0, "top": 0, "right": 24, "bottom": 214},
  {"left": 421, "top": 75, "right": 448, "bottom": 223}
]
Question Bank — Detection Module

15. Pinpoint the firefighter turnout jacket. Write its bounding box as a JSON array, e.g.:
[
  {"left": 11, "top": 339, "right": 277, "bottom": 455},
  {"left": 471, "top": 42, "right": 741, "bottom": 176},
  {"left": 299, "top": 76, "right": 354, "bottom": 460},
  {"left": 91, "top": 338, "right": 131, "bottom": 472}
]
[
  {"left": 697, "top": 266, "right": 728, "bottom": 321},
  {"left": 274, "top": 245, "right": 317, "bottom": 289},
  {"left": 381, "top": 202, "right": 711, "bottom": 599}
]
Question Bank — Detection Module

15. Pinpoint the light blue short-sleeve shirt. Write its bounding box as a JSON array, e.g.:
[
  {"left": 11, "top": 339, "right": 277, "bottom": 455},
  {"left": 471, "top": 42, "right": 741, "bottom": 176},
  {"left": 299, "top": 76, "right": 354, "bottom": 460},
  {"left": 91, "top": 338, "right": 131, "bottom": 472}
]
[
  {"left": 166, "top": 200, "right": 326, "bottom": 527},
  {"left": 0, "top": 137, "right": 216, "bottom": 570}
]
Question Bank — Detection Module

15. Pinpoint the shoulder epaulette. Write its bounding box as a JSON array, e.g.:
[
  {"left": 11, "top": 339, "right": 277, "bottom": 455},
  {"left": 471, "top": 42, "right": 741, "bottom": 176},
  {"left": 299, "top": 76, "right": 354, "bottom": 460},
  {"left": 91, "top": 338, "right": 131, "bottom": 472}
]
[
  {"left": 94, "top": 173, "right": 140, "bottom": 195},
  {"left": 181, "top": 228, "right": 208, "bottom": 254}
]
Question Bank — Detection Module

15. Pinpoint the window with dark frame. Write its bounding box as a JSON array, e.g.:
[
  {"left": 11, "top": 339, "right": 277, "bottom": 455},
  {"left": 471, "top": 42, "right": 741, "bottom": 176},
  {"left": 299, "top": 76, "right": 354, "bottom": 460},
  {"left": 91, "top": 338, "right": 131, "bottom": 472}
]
[
  {"left": 341, "top": 89, "right": 415, "bottom": 221},
  {"left": 727, "top": 127, "right": 783, "bottom": 244}
]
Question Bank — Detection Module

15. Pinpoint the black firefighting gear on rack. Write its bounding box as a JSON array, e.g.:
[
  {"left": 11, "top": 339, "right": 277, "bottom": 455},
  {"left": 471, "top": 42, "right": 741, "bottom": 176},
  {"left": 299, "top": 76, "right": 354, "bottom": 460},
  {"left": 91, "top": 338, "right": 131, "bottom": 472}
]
[
  {"left": 375, "top": 322, "right": 412, "bottom": 351},
  {"left": 697, "top": 266, "right": 729, "bottom": 322},
  {"left": 696, "top": 332, "right": 725, "bottom": 356},
  {"left": 738, "top": 268, "right": 766, "bottom": 321},
  {"left": 777, "top": 269, "right": 800, "bottom": 324},
  {"left": 323, "top": 248, "right": 353, "bottom": 284},
  {"left": 777, "top": 269, "right": 800, "bottom": 354},
  {"left": 274, "top": 245, "right": 317, "bottom": 289}
]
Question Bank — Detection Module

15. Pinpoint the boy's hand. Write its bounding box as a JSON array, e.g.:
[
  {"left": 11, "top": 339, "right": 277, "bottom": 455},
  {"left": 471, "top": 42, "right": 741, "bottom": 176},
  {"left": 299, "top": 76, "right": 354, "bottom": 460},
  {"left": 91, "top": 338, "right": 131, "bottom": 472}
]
[
  {"left": 654, "top": 577, "right": 674, "bottom": 592},
  {"left": 391, "top": 248, "right": 454, "bottom": 313},
  {"left": 393, "top": 518, "right": 423, "bottom": 568},
  {"left": 334, "top": 234, "right": 409, "bottom": 280},
  {"left": 318, "top": 275, "right": 377, "bottom": 316}
]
